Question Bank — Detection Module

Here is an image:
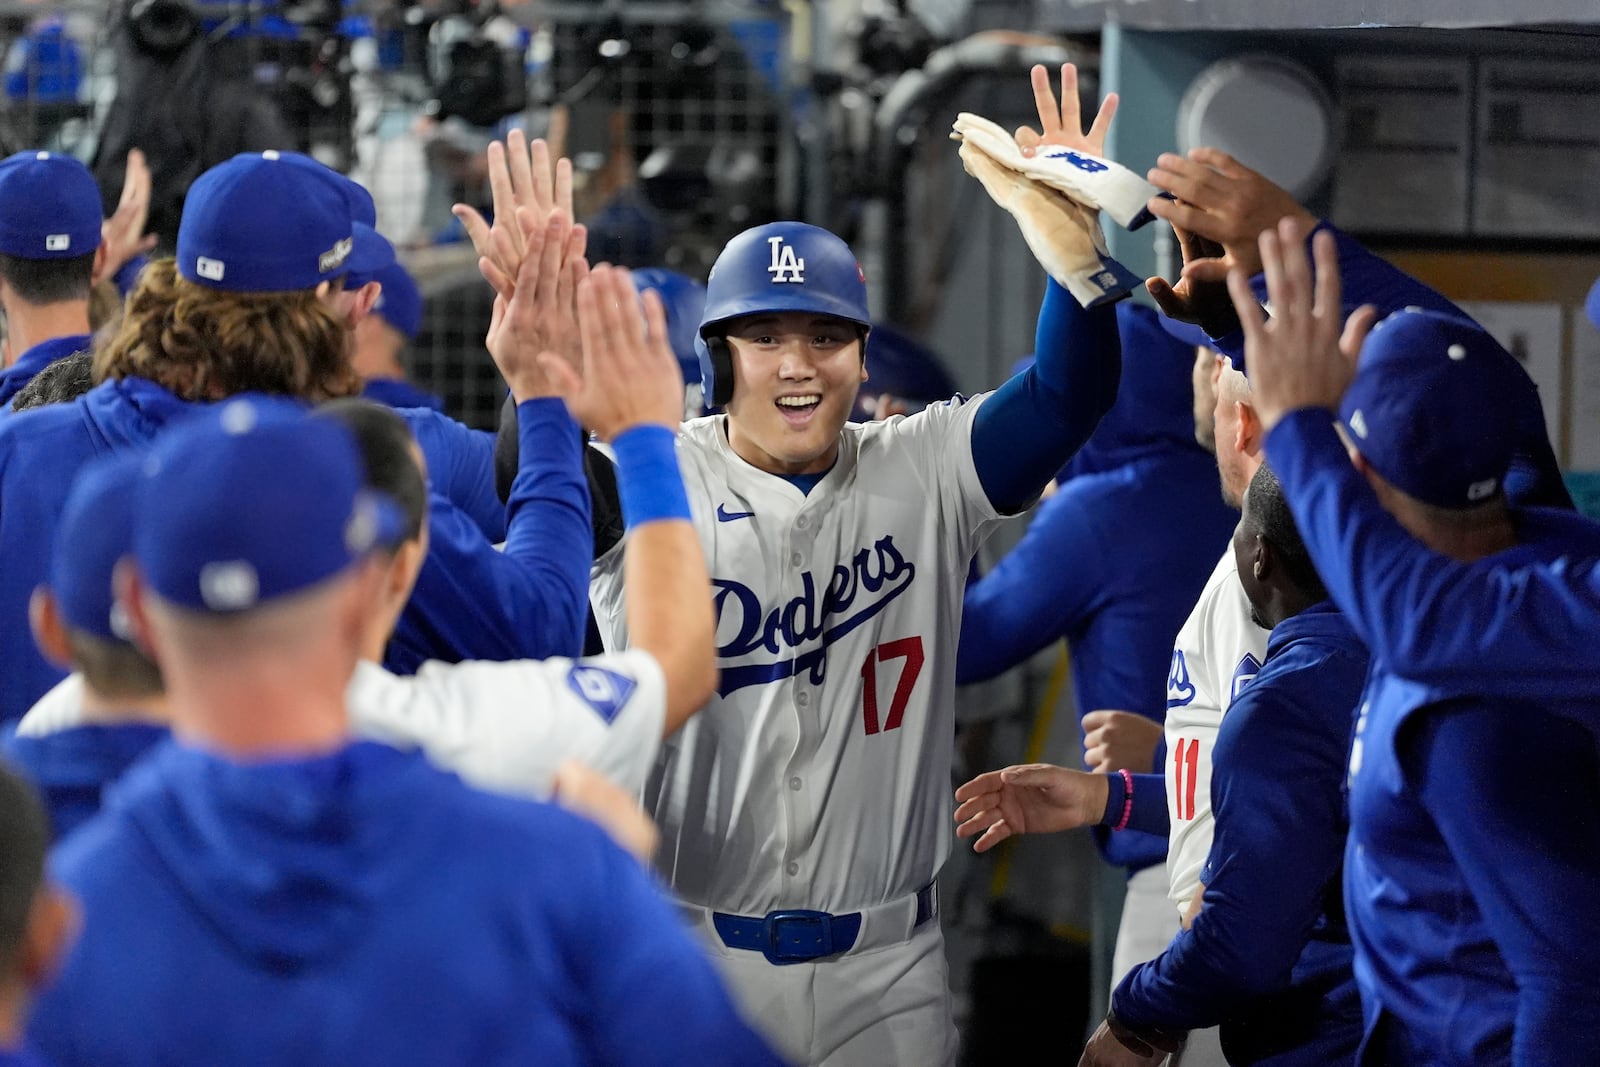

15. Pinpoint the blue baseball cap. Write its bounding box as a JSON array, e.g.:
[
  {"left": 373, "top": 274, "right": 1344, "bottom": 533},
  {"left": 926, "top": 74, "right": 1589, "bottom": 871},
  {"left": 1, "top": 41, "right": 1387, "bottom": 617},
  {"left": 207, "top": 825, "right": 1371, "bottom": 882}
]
[
  {"left": 0, "top": 150, "right": 103, "bottom": 259},
  {"left": 1338, "top": 308, "right": 1523, "bottom": 509},
  {"left": 133, "top": 396, "right": 405, "bottom": 613},
  {"left": 48, "top": 451, "right": 145, "bottom": 641},
  {"left": 176, "top": 151, "right": 394, "bottom": 293},
  {"left": 369, "top": 259, "right": 422, "bottom": 340}
]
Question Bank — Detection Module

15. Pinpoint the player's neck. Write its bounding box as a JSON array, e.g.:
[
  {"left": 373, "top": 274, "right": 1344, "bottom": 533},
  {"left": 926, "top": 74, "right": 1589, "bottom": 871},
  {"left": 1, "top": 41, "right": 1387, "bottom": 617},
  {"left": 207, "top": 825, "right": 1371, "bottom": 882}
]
[
  {"left": 166, "top": 656, "right": 352, "bottom": 760},
  {"left": 722, "top": 417, "right": 841, "bottom": 476},
  {"left": 0, "top": 301, "right": 90, "bottom": 368},
  {"left": 80, "top": 683, "right": 171, "bottom": 727}
]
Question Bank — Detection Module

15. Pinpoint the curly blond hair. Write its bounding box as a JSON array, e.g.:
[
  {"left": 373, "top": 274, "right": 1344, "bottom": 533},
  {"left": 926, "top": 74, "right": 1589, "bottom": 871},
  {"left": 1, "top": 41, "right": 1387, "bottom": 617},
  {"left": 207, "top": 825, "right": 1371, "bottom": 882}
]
[{"left": 93, "top": 259, "right": 358, "bottom": 403}]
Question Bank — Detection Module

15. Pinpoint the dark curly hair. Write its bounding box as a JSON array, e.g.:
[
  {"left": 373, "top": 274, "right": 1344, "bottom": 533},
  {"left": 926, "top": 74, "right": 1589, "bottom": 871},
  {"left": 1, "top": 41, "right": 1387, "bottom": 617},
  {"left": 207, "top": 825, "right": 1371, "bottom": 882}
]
[{"left": 92, "top": 258, "right": 358, "bottom": 403}]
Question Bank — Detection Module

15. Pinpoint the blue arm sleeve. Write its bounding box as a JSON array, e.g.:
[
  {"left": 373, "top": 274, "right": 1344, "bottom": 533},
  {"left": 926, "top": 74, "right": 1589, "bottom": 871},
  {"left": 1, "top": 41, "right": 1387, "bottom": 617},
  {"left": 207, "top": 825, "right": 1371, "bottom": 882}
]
[
  {"left": 385, "top": 400, "right": 590, "bottom": 669},
  {"left": 956, "top": 489, "right": 1107, "bottom": 684},
  {"left": 1403, "top": 702, "right": 1600, "bottom": 1067},
  {"left": 1266, "top": 409, "right": 1597, "bottom": 695},
  {"left": 403, "top": 408, "right": 507, "bottom": 542},
  {"left": 1100, "top": 770, "right": 1170, "bottom": 838},
  {"left": 1112, "top": 677, "right": 1354, "bottom": 1032},
  {"left": 971, "top": 280, "right": 1120, "bottom": 513}
]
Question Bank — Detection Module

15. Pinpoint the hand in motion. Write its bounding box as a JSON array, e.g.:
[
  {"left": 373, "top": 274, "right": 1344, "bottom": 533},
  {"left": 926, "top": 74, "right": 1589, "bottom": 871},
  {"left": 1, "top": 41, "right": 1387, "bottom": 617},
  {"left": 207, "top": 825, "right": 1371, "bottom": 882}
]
[
  {"left": 1144, "top": 224, "right": 1240, "bottom": 338},
  {"left": 94, "top": 148, "right": 158, "bottom": 285},
  {"left": 453, "top": 129, "right": 574, "bottom": 299},
  {"left": 1081, "top": 710, "right": 1163, "bottom": 773},
  {"left": 953, "top": 762, "right": 1109, "bottom": 852},
  {"left": 1015, "top": 62, "right": 1119, "bottom": 159},
  {"left": 1078, "top": 1017, "right": 1181, "bottom": 1067},
  {"left": 483, "top": 209, "right": 589, "bottom": 401},
  {"left": 1227, "top": 217, "right": 1377, "bottom": 433},
  {"left": 1145, "top": 148, "right": 1317, "bottom": 286},
  {"left": 540, "top": 264, "right": 684, "bottom": 440}
]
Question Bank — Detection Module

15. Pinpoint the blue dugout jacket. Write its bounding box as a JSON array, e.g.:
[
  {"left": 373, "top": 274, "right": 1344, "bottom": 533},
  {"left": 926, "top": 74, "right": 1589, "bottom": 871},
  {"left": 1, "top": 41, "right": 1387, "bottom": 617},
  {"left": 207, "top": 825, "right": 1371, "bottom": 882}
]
[
  {"left": 1267, "top": 409, "right": 1600, "bottom": 1067},
  {"left": 29, "top": 740, "right": 789, "bottom": 1067}
]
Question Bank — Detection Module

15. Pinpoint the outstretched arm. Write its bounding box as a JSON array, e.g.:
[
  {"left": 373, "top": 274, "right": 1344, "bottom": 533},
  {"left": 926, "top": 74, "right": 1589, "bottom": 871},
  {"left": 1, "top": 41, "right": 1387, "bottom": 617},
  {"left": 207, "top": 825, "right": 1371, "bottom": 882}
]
[{"left": 972, "top": 64, "right": 1123, "bottom": 513}]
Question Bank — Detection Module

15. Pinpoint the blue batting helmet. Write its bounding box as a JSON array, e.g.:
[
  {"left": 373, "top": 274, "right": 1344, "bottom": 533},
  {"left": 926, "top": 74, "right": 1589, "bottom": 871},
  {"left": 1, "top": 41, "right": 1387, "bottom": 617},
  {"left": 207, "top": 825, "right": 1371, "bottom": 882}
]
[{"left": 696, "top": 222, "right": 872, "bottom": 408}]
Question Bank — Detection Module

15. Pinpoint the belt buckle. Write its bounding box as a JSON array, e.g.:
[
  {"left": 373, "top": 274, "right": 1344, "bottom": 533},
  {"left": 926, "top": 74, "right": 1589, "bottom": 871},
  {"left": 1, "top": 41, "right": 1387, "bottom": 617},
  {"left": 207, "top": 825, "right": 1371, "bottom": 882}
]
[{"left": 762, "top": 908, "right": 833, "bottom": 965}]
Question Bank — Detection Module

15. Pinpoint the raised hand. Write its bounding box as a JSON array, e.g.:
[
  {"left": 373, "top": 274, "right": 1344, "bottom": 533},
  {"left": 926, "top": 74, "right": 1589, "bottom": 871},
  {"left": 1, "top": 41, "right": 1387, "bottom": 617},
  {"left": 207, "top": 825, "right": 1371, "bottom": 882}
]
[
  {"left": 453, "top": 129, "right": 574, "bottom": 300},
  {"left": 485, "top": 210, "right": 589, "bottom": 401},
  {"left": 1015, "top": 62, "right": 1119, "bottom": 158},
  {"left": 541, "top": 265, "right": 684, "bottom": 440},
  {"left": 1145, "top": 224, "right": 1241, "bottom": 337},
  {"left": 94, "top": 148, "right": 158, "bottom": 286},
  {"left": 1081, "top": 710, "right": 1163, "bottom": 774},
  {"left": 1145, "top": 147, "right": 1317, "bottom": 284},
  {"left": 1227, "top": 217, "right": 1377, "bottom": 433},
  {"left": 953, "top": 762, "right": 1109, "bottom": 852}
]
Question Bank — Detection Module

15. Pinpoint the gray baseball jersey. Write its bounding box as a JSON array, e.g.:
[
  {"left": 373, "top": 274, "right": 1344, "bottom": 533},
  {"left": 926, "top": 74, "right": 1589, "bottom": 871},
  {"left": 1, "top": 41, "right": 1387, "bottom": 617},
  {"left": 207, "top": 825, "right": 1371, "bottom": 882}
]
[
  {"left": 16, "top": 651, "right": 667, "bottom": 798},
  {"left": 1163, "top": 548, "right": 1270, "bottom": 913},
  {"left": 590, "top": 398, "right": 1004, "bottom": 918}
]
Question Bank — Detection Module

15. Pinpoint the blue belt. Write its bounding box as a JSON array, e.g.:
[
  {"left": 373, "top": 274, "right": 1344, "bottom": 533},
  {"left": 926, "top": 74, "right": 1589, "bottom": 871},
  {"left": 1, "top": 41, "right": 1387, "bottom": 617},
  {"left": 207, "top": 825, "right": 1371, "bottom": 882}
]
[{"left": 711, "top": 883, "right": 937, "bottom": 966}]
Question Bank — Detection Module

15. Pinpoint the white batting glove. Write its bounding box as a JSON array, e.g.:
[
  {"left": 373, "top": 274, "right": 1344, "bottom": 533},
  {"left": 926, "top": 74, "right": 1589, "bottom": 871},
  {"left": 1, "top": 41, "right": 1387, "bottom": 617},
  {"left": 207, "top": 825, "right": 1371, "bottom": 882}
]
[
  {"left": 952, "top": 111, "right": 1160, "bottom": 232},
  {"left": 958, "top": 140, "right": 1140, "bottom": 308}
]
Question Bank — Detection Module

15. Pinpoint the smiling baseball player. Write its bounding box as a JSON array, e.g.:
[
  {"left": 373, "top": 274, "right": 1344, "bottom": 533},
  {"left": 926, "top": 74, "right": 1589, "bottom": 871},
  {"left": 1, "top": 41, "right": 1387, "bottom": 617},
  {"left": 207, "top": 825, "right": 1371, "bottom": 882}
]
[{"left": 583, "top": 63, "right": 1130, "bottom": 1067}]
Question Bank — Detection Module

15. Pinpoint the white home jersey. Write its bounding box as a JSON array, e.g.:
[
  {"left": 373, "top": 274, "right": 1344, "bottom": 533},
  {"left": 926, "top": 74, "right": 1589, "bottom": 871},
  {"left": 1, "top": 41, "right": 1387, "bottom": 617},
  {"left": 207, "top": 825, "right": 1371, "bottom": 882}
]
[
  {"left": 1163, "top": 548, "right": 1270, "bottom": 913},
  {"left": 15, "top": 651, "right": 666, "bottom": 798},
  {"left": 590, "top": 398, "right": 1004, "bottom": 918}
]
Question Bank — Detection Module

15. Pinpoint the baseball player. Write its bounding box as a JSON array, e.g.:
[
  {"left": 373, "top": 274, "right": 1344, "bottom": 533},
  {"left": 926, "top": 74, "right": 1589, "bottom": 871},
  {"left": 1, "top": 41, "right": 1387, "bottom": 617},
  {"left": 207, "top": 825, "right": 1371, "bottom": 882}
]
[
  {"left": 0, "top": 150, "right": 149, "bottom": 414},
  {"left": 24, "top": 397, "right": 790, "bottom": 1067},
  {"left": 1239, "top": 219, "right": 1600, "bottom": 1067},
  {"left": 580, "top": 63, "right": 1129, "bottom": 1067},
  {"left": 352, "top": 257, "right": 448, "bottom": 413},
  {"left": 0, "top": 761, "right": 72, "bottom": 1067}
]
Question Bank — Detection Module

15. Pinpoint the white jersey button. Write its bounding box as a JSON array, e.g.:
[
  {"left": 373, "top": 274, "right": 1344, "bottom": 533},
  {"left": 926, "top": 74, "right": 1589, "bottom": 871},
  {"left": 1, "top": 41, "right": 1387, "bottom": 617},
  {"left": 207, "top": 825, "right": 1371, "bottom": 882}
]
[
  {"left": 786, "top": 861, "right": 800, "bottom": 876},
  {"left": 790, "top": 552, "right": 804, "bottom": 567},
  {"left": 796, "top": 691, "right": 809, "bottom": 707},
  {"left": 796, "top": 515, "right": 809, "bottom": 529},
  {"left": 789, "top": 777, "right": 802, "bottom": 790}
]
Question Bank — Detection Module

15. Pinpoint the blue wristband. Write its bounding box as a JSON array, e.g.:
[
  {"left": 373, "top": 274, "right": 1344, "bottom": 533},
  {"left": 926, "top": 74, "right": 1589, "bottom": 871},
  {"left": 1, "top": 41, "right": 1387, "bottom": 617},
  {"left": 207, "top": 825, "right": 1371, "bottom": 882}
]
[{"left": 611, "top": 424, "right": 692, "bottom": 529}]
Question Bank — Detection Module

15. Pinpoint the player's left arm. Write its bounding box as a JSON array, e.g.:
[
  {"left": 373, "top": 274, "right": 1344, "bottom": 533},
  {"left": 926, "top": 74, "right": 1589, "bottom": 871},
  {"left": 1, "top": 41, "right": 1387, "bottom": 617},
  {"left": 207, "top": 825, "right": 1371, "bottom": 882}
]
[
  {"left": 403, "top": 407, "right": 507, "bottom": 542},
  {"left": 1110, "top": 676, "right": 1354, "bottom": 1034},
  {"left": 970, "top": 283, "right": 1121, "bottom": 513},
  {"left": 1403, "top": 701, "right": 1600, "bottom": 1067}
]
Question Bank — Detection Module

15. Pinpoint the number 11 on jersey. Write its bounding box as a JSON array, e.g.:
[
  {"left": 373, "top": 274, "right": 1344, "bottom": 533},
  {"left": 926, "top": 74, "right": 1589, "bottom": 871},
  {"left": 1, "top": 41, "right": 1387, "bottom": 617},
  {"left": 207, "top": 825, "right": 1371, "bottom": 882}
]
[{"left": 860, "top": 636, "right": 925, "bottom": 735}]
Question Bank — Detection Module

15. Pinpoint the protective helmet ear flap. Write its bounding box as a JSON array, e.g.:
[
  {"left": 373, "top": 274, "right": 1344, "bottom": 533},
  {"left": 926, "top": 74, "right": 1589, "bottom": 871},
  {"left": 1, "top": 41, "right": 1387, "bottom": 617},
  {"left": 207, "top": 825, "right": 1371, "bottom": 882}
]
[{"left": 701, "top": 335, "right": 735, "bottom": 408}]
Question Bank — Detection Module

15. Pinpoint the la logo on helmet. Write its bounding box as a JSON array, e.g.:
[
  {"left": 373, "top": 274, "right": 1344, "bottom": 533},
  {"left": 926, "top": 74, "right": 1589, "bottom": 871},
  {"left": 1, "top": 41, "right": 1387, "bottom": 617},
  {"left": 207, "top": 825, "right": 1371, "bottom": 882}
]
[{"left": 767, "top": 236, "right": 805, "bottom": 283}]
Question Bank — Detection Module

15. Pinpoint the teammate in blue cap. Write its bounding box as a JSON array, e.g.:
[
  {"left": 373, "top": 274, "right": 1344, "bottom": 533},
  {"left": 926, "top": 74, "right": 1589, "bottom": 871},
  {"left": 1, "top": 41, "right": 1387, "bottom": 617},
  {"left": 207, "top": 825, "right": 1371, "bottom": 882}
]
[
  {"left": 25, "top": 396, "right": 788, "bottom": 1067},
  {"left": 0, "top": 150, "right": 154, "bottom": 414},
  {"left": 351, "top": 258, "right": 446, "bottom": 413},
  {"left": 1237, "top": 218, "right": 1600, "bottom": 1067},
  {"left": 849, "top": 323, "right": 959, "bottom": 422}
]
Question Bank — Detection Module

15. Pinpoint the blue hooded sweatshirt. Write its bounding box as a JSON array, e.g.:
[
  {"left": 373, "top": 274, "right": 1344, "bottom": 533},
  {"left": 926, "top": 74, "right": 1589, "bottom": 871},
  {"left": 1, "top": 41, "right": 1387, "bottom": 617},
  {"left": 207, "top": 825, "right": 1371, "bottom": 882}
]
[
  {"left": 2, "top": 721, "right": 168, "bottom": 840},
  {"left": 1266, "top": 409, "right": 1600, "bottom": 1067},
  {"left": 958, "top": 302, "right": 1237, "bottom": 873},
  {"left": 29, "top": 740, "right": 788, "bottom": 1067},
  {"left": 0, "top": 333, "right": 93, "bottom": 414}
]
